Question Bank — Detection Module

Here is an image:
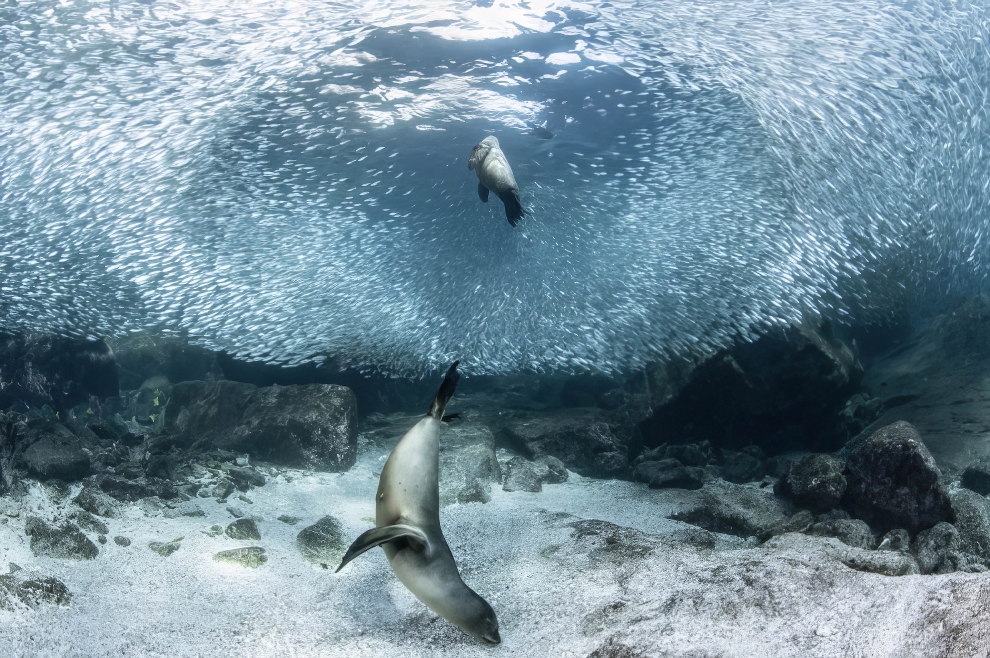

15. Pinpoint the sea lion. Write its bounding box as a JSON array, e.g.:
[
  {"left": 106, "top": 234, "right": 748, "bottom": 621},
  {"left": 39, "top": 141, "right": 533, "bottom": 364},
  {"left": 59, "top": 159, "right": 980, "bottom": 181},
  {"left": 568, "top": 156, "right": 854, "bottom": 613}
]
[
  {"left": 336, "top": 362, "right": 501, "bottom": 645},
  {"left": 468, "top": 136, "right": 524, "bottom": 226}
]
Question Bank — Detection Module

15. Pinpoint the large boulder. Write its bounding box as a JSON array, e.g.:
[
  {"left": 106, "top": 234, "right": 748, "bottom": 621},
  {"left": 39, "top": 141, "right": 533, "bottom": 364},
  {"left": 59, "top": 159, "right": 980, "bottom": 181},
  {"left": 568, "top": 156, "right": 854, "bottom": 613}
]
[
  {"left": 950, "top": 488, "right": 990, "bottom": 561},
  {"left": 166, "top": 380, "right": 358, "bottom": 471},
  {"left": 961, "top": 457, "right": 990, "bottom": 496},
  {"left": 15, "top": 421, "right": 91, "bottom": 481},
  {"left": 841, "top": 422, "right": 953, "bottom": 534},
  {"left": 24, "top": 517, "right": 99, "bottom": 560},
  {"left": 638, "top": 321, "right": 863, "bottom": 455},
  {"left": 774, "top": 454, "right": 846, "bottom": 514},
  {"left": 0, "top": 333, "right": 117, "bottom": 411},
  {"left": 296, "top": 516, "right": 346, "bottom": 565},
  {"left": 496, "top": 408, "right": 628, "bottom": 477},
  {"left": 438, "top": 423, "right": 502, "bottom": 504}
]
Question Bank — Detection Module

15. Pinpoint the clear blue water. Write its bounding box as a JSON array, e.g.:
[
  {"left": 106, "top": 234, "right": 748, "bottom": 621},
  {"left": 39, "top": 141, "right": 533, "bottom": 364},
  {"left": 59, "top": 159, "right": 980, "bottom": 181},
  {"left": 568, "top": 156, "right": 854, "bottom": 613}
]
[{"left": 1, "top": 0, "right": 988, "bottom": 376}]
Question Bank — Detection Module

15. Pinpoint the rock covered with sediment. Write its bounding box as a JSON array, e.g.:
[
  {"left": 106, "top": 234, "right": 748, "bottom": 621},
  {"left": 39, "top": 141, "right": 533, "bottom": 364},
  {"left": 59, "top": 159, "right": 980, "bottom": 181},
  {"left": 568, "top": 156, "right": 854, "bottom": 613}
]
[
  {"left": 165, "top": 380, "right": 358, "bottom": 471},
  {"left": 841, "top": 421, "right": 953, "bottom": 534},
  {"left": 774, "top": 453, "right": 846, "bottom": 514},
  {"left": 495, "top": 408, "right": 630, "bottom": 478}
]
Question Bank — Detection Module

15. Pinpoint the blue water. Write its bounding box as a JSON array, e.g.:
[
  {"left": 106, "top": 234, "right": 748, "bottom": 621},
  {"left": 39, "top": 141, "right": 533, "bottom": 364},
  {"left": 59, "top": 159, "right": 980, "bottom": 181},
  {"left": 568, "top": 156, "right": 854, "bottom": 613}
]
[{"left": 1, "top": 0, "right": 988, "bottom": 375}]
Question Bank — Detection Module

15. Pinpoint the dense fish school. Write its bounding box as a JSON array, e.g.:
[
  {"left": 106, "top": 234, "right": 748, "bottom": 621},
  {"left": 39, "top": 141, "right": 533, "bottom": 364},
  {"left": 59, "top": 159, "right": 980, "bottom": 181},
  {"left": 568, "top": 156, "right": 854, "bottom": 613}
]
[{"left": 1, "top": 0, "right": 988, "bottom": 375}]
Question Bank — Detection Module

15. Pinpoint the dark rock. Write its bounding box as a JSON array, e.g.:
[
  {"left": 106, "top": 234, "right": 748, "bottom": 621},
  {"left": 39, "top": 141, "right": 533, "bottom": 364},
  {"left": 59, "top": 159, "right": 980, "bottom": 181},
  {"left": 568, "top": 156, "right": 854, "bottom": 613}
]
[
  {"left": 949, "top": 488, "right": 990, "bottom": 560},
  {"left": 719, "top": 450, "right": 764, "bottom": 484},
  {"left": 774, "top": 454, "right": 847, "bottom": 514},
  {"left": 500, "top": 455, "right": 568, "bottom": 492},
  {"left": 213, "top": 478, "right": 236, "bottom": 500},
  {"left": 214, "top": 547, "right": 267, "bottom": 568},
  {"left": 669, "top": 483, "right": 794, "bottom": 538},
  {"left": 0, "top": 333, "right": 117, "bottom": 411},
  {"left": 842, "top": 550, "right": 920, "bottom": 576},
  {"left": 165, "top": 380, "right": 358, "bottom": 471},
  {"left": 496, "top": 409, "right": 629, "bottom": 477},
  {"left": 638, "top": 321, "right": 862, "bottom": 455},
  {"left": 98, "top": 535, "right": 106, "bottom": 544},
  {"left": 764, "top": 454, "right": 797, "bottom": 479},
  {"left": 145, "top": 454, "right": 179, "bottom": 481},
  {"left": 73, "top": 486, "right": 119, "bottom": 518},
  {"left": 95, "top": 474, "right": 178, "bottom": 502},
  {"left": 911, "top": 522, "right": 960, "bottom": 574},
  {"left": 277, "top": 515, "right": 300, "bottom": 525},
  {"left": 24, "top": 517, "right": 99, "bottom": 559},
  {"left": 806, "top": 519, "right": 874, "bottom": 549},
  {"left": 226, "top": 466, "right": 267, "bottom": 491},
  {"left": 113, "top": 536, "right": 130, "bottom": 546},
  {"left": 877, "top": 529, "right": 912, "bottom": 553},
  {"left": 662, "top": 442, "right": 714, "bottom": 467},
  {"left": 840, "top": 393, "right": 883, "bottom": 436},
  {"left": 961, "top": 457, "right": 990, "bottom": 496},
  {"left": 71, "top": 510, "right": 109, "bottom": 535},
  {"left": 148, "top": 538, "right": 182, "bottom": 557},
  {"left": 759, "top": 509, "right": 814, "bottom": 542},
  {"left": 227, "top": 506, "right": 244, "bottom": 518},
  {"left": 649, "top": 465, "right": 705, "bottom": 490},
  {"left": 108, "top": 332, "right": 222, "bottom": 391},
  {"left": 296, "top": 515, "right": 346, "bottom": 564},
  {"left": 841, "top": 421, "right": 954, "bottom": 534},
  {"left": 226, "top": 518, "right": 261, "bottom": 541},
  {"left": 16, "top": 421, "right": 91, "bottom": 481},
  {"left": 0, "top": 571, "right": 72, "bottom": 609}
]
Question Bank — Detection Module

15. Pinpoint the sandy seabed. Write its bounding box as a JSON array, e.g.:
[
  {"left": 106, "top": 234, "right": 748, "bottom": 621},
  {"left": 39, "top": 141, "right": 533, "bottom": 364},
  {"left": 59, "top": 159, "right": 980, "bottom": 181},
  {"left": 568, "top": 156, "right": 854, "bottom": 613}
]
[{"left": 2, "top": 431, "right": 989, "bottom": 658}]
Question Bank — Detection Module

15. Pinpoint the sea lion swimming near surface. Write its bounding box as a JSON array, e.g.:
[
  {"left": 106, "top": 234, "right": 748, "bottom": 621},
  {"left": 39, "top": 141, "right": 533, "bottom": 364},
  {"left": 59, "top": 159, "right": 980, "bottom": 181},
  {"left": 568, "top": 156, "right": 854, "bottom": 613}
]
[
  {"left": 336, "top": 362, "right": 501, "bottom": 645},
  {"left": 469, "top": 136, "right": 524, "bottom": 226}
]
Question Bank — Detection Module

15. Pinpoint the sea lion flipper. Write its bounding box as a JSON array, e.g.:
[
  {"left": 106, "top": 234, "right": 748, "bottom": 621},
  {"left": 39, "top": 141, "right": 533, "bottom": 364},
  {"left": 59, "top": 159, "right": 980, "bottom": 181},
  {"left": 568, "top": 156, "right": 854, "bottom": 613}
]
[
  {"left": 335, "top": 524, "right": 430, "bottom": 573},
  {"left": 427, "top": 361, "right": 460, "bottom": 419},
  {"left": 477, "top": 182, "right": 490, "bottom": 203},
  {"left": 497, "top": 189, "right": 524, "bottom": 226}
]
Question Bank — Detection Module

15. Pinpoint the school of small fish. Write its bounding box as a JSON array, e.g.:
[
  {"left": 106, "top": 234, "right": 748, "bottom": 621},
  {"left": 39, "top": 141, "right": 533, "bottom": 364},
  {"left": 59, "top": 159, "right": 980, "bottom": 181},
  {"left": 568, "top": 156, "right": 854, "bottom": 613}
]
[{"left": 1, "top": 0, "right": 987, "bottom": 376}]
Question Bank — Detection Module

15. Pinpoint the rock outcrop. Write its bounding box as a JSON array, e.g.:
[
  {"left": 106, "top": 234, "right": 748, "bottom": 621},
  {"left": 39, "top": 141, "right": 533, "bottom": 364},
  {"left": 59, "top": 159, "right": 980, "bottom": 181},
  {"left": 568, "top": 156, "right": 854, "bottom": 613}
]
[{"left": 841, "top": 422, "right": 953, "bottom": 534}]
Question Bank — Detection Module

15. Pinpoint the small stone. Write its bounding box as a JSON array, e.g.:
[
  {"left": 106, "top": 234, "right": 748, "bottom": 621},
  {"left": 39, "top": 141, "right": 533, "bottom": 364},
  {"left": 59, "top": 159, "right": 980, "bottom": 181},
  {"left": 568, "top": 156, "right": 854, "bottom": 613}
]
[
  {"left": 912, "top": 522, "right": 960, "bottom": 574},
  {"left": 226, "top": 506, "right": 245, "bottom": 518},
  {"left": 148, "top": 538, "right": 183, "bottom": 557},
  {"left": 113, "top": 536, "right": 130, "bottom": 547},
  {"left": 71, "top": 510, "right": 109, "bottom": 535},
  {"left": 97, "top": 535, "right": 107, "bottom": 544},
  {"left": 225, "top": 518, "right": 261, "bottom": 541},
  {"left": 277, "top": 515, "right": 300, "bottom": 525},
  {"left": 227, "top": 467, "right": 266, "bottom": 491},
  {"left": 842, "top": 550, "right": 920, "bottom": 576},
  {"left": 297, "top": 515, "right": 346, "bottom": 564},
  {"left": 238, "top": 495, "right": 253, "bottom": 504},
  {"left": 774, "top": 454, "right": 846, "bottom": 514},
  {"left": 235, "top": 455, "right": 249, "bottom": 467},
  {"left": 806, "top": 519, "right": 874, "bottom": 549},
  {"left": 961, "top": 457, "right": 990, "bottom": 496},
  {"left": 214, "top": 547, "right": 267, "bottom": 568},
  {"left": 73, "top": 487, "right": 118, "bottom": 518},
  {"left": 214, "top": 479, "right": 235, "bottom": 500},
  {"left": 759, "top": 509, "right": 814, "bottom": 542},
  {"left": 202, "top": 525, "right": 224, "bottom": 537},
  {"left": 0, "top": 573, "right": 72, "bottom": 608},
  {"left": 877, "top": 529, "right": 912, "bottom": 553},
  {"left": 720, "top": 450, "right": 764, "bottom": 484}
]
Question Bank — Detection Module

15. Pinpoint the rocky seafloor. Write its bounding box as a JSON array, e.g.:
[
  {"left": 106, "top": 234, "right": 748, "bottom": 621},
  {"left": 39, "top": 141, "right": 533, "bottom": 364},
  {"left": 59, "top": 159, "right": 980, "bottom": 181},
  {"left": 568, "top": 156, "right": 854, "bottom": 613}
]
[{"left": 3, "top": 299, "right": 990, "bottom": 656}]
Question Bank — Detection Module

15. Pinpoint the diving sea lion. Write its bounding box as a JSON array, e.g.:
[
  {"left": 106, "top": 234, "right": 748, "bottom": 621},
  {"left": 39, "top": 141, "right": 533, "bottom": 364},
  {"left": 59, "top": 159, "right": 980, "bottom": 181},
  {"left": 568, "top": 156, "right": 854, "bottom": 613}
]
[
  {"left": 468, "top": 136, "right": 524, "bottom": 226},
  {"left": 336, "top": 362, "right": 501, "bottom": 645}
]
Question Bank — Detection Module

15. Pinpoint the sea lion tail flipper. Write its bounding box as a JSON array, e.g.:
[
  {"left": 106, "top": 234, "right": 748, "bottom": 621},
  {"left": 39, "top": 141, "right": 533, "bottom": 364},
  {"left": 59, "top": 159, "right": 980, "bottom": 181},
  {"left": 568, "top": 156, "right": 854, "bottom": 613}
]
[
  {"left": 335, "top": 524, "right": 430, "bottom": 573},
  {"left": 477, "top": 182, "right": 490, "bottom": 203},
  {"left": 498, "top": 189, "right": 524, "bottom": 226},
  {"left": 427, "top": 361, "right": 460, "bottom": 419}
]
